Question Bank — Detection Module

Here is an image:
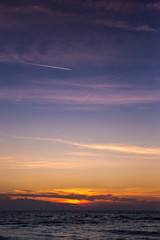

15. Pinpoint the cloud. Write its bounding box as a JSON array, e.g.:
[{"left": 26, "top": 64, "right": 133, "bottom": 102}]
[
  {"left": 0, "top": 0, "right": 155, "bottom": 33},
  {"left": 0, "top": 197, "right": 75, "bottom": 211},
  {"left": 1, "top": 188, "right": 160, "bottom": 210},
  {"left": 147, "top": 2, "right": 160, "bottom": 9},
  {"left": 0, "top": 196, "right": 160, "bottom": 210},
  {"left": 94, "top": 19, "right": 157, "bottom": 32},
  {"left": 0, "top": 85, "right": 160, "bottom": 107},
  {"left": 0, "top": 156, "right": 13, "bottom": 161},
  {"left": 14, "top": 135, "right": 160, "bottom": 155},
  {"left": 0, "top": 158, "right": 98, "bottom": 170},
  {"left": 0, "top": 190, "right": 141, "bottom": 203},
  {"left": 0, "top": 0, "right": 139, "bottom": 13}
]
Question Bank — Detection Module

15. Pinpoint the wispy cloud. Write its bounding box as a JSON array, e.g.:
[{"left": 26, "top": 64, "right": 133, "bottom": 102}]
[
  {"left": 94, "top": 19, "right": 157, "bottom": 32},
  {"left": 0, "top": 86, "right": 160, "bottom": 106},
  {"left": 82, "top": 0, "right": 141, "bottom": 12},
  {"left": 14, "top": 135, "right": 160, "bottom": 155},
  {"left": 67, "top": 152, "right": 105, "bottom": 157}
]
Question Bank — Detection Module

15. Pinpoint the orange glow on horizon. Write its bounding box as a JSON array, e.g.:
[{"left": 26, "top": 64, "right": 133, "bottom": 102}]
[{"left": 5, "top": 188, "right": 160, "bottom": 206}]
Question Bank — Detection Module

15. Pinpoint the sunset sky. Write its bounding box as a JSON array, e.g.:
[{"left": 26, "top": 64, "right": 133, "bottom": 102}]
[{"left": 0, "top": 0, "right": 160, "bottom": 210}]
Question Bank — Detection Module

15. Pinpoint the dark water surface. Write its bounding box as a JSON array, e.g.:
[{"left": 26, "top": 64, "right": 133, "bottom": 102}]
[{"left": 0, "top": 211, "right": 160, "bottom": 240}]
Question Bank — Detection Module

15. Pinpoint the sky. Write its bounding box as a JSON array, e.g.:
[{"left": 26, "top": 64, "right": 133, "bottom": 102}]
[{"left": 0, "top": 0, "right": 160, "bottom": 210}]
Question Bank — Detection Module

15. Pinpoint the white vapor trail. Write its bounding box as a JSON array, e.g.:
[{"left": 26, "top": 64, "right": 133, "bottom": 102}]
[{"left": 20, "top": 62, "right": 72, "bottom": 71}]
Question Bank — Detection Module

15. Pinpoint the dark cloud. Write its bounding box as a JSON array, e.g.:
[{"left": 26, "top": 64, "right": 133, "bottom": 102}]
[
  {"left": 0, "top": 191, "right": 160, "bottom": 211},
  {"left": 0, "top": 191, "right": 149, "bottom": 203},
  {"left": 85, "top": 200, "right": 160, "bottom": 211}
]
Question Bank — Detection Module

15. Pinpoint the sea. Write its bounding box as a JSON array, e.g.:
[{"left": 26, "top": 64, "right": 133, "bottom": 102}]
[{"left": 0, "top": 211, "right": 160, "bottom": 240}]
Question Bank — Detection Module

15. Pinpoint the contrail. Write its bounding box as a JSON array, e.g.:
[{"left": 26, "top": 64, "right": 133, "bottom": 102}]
[{"left": 20, "top": 62, "right": 72, "bottom": 71}]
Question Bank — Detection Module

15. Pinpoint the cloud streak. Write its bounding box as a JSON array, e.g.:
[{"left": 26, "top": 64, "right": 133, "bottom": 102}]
[
  {"left": 19, "top": 62, "right": 72, "bottom": 71},
  {"left": 15, "top": 135, "right": 160, "bottom": 155}
]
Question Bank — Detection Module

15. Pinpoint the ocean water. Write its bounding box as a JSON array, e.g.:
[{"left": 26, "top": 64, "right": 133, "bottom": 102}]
[{"left": 0, "top": 211, "right": 160, "bottom": 240}]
